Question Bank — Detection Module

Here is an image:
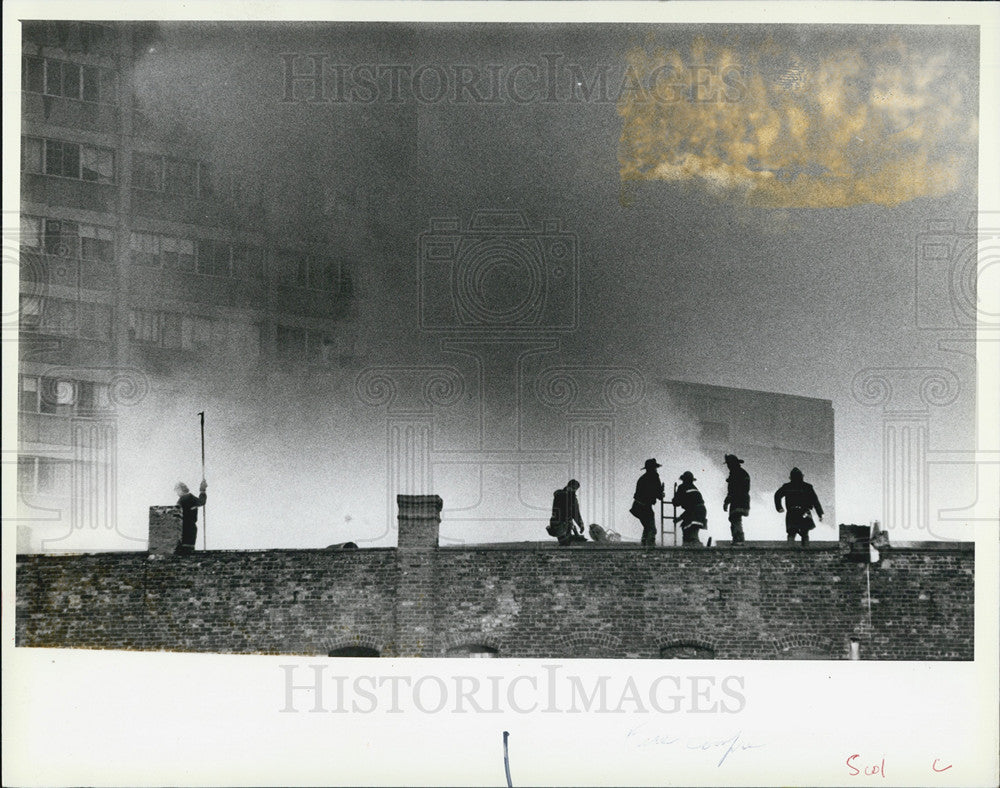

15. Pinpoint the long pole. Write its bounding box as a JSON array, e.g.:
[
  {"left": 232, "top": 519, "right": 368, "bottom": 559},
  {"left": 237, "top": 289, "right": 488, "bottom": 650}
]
[
  {"left": 866, "top": 563, "right": 872, "bottom": 632},
  {"left": 502, "top": 731, "right": 513, "bottom": 788},
  {"left": 672, "top": 482, "right": 679, "bottom": 547},
  {"left": 199, "top": 411, "right": 206, "bottom": 550}
]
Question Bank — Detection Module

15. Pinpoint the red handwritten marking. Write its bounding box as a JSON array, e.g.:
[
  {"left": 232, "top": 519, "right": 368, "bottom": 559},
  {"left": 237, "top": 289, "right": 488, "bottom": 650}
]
[
  {"left": 932, "top": 758, "right": 953, "bottom": 772},
  {"left": 846, "top": 754, "right": 886, "bottom": 778}
]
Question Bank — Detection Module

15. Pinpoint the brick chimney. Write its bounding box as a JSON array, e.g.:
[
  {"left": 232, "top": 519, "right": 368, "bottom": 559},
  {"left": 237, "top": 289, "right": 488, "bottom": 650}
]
[
  {"left": 396, "top": 495, "right": 442, "bottom": 548},
  {"left": 148, "top": 505, "right": 181, "bottom": 555}
]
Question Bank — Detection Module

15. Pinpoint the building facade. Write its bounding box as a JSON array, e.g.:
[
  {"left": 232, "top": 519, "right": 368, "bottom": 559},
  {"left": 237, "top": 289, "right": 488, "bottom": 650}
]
[{"left": 17, "top": 22, "right": 365, "bottom": 553}]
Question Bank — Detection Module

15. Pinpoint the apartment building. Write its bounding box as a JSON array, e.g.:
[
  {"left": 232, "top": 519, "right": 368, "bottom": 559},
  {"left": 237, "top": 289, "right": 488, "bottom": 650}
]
[{"left": 17, "top": 21, "right": 364, "bottom": 552}]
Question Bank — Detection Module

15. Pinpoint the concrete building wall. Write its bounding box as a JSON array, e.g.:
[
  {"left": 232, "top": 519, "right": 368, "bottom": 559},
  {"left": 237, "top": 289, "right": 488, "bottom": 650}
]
[{"left": 663, "top": 379, "right": 836, "bottom": 527}]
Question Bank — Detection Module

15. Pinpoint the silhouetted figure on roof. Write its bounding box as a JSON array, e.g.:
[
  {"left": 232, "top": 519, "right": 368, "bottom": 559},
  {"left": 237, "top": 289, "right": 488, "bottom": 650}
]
[
  {"left": 723, "top": 454, "right": 750, "bottom": 545},
  {"left": 774, "top": 467, "right": 823, "bottom": 547},
  {"left": 174, "top": 479, "right": 206, "bottom": 555},
  {"left": 630, "top": 458, "right": 665, "bottom": 547},
  {"left": 548, "top": 479, "right": 586, "bottom": 545},
  {"left": 672, "top": 471, "right": 707, "bottom": 546}
]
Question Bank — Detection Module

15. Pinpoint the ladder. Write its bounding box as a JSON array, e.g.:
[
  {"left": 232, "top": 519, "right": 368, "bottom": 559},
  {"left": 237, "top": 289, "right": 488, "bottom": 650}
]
[{"left": 659, "top": 486, "right": 678, "bottom": 547}]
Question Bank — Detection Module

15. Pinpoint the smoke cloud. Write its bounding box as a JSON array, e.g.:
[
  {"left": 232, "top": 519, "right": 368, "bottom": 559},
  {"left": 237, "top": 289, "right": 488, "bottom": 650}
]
[{"left": 617, "top": 35, "right": 977, "bottom": 207}]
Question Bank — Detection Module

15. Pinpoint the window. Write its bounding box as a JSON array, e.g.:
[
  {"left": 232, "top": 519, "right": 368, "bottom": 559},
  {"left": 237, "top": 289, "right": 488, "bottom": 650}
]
[
  {"left": 21, "top": 136, "right": 114, "bottom": 183},
  {"left": 17, "top": 457, "right": 34, "bottom": 493},
  {"left": 42, "top": 298, "right": 77, "bottom": 335},
  {"left": 306, "top": 331, "right": 336, "bottom": 363},
  {"left": 22, "top": 55, "right": 116, "bottom": 101},
  {"left": 18, "top": 456, "right": 71, "bottom": 496},
  {"left": 24, "top": 297, "right": 112, "bottom": 341},
  {"left": 129, "top": 232, "right": 199, "bottom": 270},
  {"left": 40, "top": 377, "right": 75, "bottom": 416},
  {"left": 128, "top": 232, "right": 248, "bottom": 278},
  {"left": 132, "top": 153, "right": 212, "bottom": 198},
  {"left": 659, "top": 642, "right": 716, "bottom": 659},
  {"left": 75, "top": 380, "right": 110, "bottom": 414},
  {"left": 21, "top": 375, "right": 110, "bottom": 415},
  {"left": 80, "top": 224, "right": 114, "bottom": 263},
  {"left": 23, "top": 56, "right": 44, "bottom": 93},
  {"left": 129, "top": 308, "right": 165, "bottom": 345},
  {"left": 162, "top": 236, "right": 195, "bottom": 270},
  {"left": 19, "top": 217, "right": 113, "bottom": 263},
  {"left": 19, "top": 295, "right": 42, "bottom": 331},
  {"left": 44, "top": 218, "right": 79, "bottom": 258},
  {"left": 328, "top": 646, "right": 380, "bottom": 657},
  {"left": 81, "top": 146, "right": 114, "bottom": 182},
  {"left": 20, "top": 216, "right": 43, "bottom": 251},
  {"left": 197, "top": 240, "right": 232, "bottom": 278},
  {"left": 22, "top": 22, "right": 115, "bottom": 57},
  {"left": 778, "top": 646, "right": 829, "bottom": 660},
  {"left": 79, "top": 23, "right": 114, "bottom": 55},
  {"left": 446, "top": 645, "right": 499, "bottom": 658},
  {"left": 19, "top": 376, "right": 40, "bottom": 413},
  {"left": 276, "top": 325, "right": 335, "bottom": 363},
  {"left": 129, "top": 309, "right": 220, "bottom": 350},
  {"left": 130, "top": 232, "right": 160, "bottom": 267},
  {"left": 276, "top": 250, "right": 340, "bottom": 291},
  {"left": 45, "top": 139, "right": 79, "bottom": 178},
  {"left": 21, "top": 137, "right": 43, "bottom": 173}
]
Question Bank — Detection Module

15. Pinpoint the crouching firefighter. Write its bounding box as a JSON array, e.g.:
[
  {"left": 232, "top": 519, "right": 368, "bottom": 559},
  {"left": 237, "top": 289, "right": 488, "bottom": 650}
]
[
  {"left": 774, "top": 467, "right": 824, "bottom": 546},
  {"left": 547, "top": 479, "right": 587, "bottom": 545},
  {"left": 672, "top": 471, "right": 707, "bottom": 546}
]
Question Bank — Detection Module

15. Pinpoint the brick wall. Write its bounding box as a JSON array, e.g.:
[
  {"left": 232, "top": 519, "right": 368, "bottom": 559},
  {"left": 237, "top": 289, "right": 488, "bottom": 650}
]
[
  {"left": 16, "top": 549, "right": 399, "bottom": 655},
  {"left": 16, "top": 541, "right": 973, "bottom": 660}
]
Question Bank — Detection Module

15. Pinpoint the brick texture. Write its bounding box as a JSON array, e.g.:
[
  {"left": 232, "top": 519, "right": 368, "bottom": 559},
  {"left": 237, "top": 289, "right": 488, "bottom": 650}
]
[
  {"left": 16, "top": 541, "right": 973, "bottom": 660},
  {"left": 148, "top": 506, "right": 181, "bottom": 556}
]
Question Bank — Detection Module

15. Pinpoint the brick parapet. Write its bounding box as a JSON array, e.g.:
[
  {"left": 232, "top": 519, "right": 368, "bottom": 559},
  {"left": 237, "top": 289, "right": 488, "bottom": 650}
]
[{"left": 15, "top": 540, "right": 973, "bottom": 660}]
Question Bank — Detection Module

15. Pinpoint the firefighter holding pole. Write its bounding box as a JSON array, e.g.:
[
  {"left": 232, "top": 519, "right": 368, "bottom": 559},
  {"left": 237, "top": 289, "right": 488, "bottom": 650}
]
[{"left": 173, "top": 411, "right": 208, "bottom": 555}]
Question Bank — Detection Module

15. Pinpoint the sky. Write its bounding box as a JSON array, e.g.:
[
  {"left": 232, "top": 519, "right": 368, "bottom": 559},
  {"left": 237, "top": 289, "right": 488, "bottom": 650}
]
[{"left": 23, "top": 22, "right": 984, "bottom": 550}]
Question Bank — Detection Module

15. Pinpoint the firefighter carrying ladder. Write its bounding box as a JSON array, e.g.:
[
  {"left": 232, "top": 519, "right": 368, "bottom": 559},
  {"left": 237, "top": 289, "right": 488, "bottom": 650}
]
[{"left": 659, "top": 483, "right": 679, "bottom": 547}]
